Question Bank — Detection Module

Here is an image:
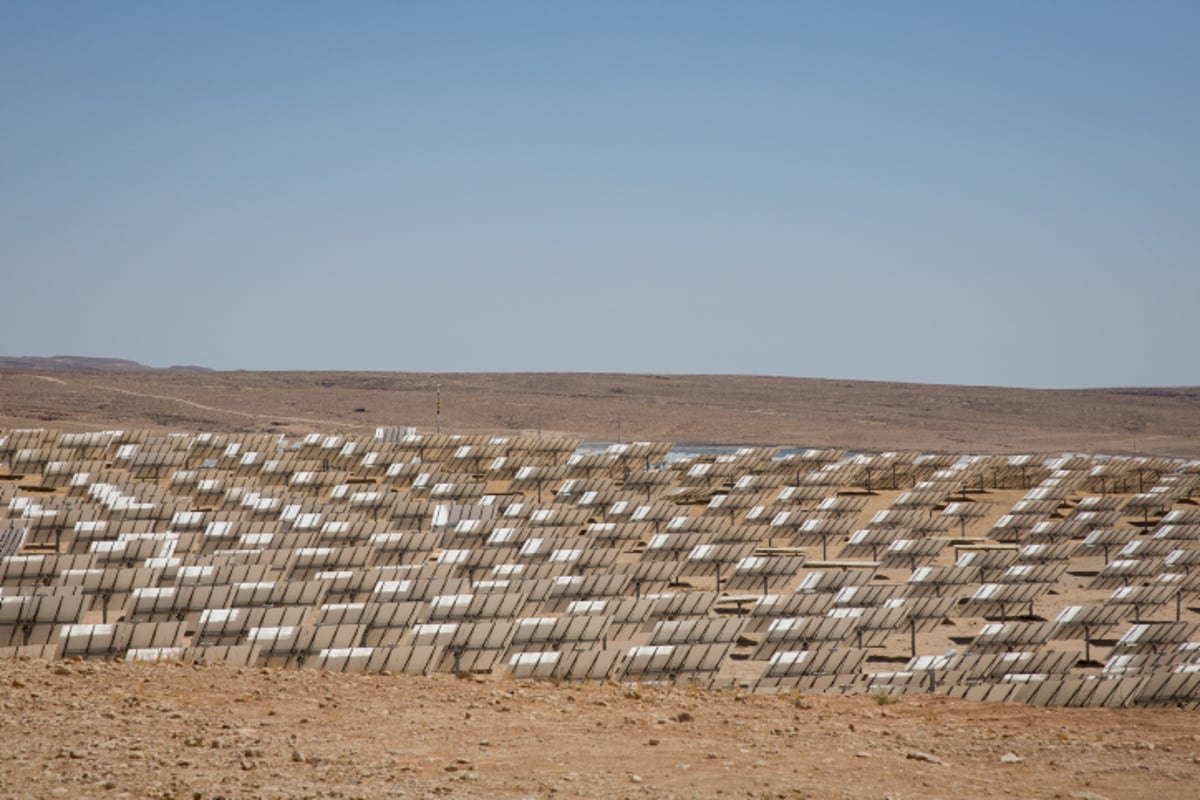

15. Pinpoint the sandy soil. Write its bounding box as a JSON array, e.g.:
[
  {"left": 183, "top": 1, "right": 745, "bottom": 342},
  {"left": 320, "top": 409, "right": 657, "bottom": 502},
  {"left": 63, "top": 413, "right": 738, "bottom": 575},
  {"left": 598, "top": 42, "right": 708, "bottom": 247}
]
[{"left": 2, "top": 369, "right": 1200, "bottom": 799}]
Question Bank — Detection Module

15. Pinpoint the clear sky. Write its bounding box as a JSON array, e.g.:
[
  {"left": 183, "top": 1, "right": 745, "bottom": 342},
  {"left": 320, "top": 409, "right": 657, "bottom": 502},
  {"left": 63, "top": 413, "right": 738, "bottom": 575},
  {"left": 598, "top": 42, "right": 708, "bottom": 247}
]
[{"left": 2, "top": 2, "right": 1197, "bottom": 388}]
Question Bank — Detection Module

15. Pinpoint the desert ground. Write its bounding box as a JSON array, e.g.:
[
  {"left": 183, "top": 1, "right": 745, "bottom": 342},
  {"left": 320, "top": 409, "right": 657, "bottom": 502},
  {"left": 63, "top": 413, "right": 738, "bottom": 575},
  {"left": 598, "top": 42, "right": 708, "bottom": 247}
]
[
  {"left": 2, "top": 367, "right": 1199, "bottom": 800},
  {"left": 4, "top": 658, "right": 1199, "bottom": 800},
  {"left": 1, "top": 369, "right": 1198, "bottom": 456}
]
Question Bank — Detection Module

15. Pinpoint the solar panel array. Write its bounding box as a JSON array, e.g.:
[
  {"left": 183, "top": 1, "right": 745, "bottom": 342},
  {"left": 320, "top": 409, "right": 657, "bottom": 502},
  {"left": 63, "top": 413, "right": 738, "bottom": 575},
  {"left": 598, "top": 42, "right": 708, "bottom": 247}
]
[{"left": 3, "top": 427, "right": 1200, "bottom": 708}]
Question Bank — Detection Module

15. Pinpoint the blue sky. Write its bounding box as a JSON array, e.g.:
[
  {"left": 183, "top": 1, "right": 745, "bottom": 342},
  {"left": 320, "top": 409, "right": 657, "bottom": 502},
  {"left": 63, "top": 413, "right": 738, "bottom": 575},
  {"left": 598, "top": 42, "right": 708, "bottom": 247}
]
[{"left": 2, "top": 2, "right": 1197, "bottom": 388}]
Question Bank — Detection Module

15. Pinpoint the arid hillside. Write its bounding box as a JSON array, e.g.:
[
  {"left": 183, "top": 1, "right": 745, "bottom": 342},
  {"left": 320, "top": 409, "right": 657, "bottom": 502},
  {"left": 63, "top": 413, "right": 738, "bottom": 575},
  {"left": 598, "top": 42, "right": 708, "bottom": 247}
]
[{"left": 3, "top": 369, "right": 1198, "bottom": 456}]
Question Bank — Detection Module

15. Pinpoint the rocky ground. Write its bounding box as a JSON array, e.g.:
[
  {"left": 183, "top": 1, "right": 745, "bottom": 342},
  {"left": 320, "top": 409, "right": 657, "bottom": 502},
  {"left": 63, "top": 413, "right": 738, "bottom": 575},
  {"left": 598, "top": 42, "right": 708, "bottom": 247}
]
[{"left": 2, "top": 658, "right": 1198, "bottom": 800}]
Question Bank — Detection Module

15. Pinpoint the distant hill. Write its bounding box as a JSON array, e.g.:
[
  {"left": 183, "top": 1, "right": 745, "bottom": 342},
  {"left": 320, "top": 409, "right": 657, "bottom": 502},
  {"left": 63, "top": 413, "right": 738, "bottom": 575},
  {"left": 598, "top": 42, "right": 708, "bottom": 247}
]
[{"left": 0, "top": 355, "right": 211, "bottom": 372}]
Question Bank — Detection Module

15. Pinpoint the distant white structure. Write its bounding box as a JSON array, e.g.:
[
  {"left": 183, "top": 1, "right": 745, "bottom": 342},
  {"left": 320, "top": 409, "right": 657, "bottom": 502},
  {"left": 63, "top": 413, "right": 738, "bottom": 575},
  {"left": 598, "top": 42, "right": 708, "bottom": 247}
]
[{"left": 375, "top": 426, "right": 417, "bottom": 443}]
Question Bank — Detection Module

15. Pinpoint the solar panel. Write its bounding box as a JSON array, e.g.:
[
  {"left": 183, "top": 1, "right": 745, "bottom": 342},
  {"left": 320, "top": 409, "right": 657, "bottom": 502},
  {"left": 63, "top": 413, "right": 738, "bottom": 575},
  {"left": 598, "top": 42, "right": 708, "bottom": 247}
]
[
  {"left": 796, "top": 567, "right": 875, "bottom": 595},
  {"left": 751, "top": 616, "right": 860, "bottom": 659},
  {"left": 1129, "top": 671, "right": 1200, "bottom": 709},
  {"left": 1111, "top": 622, "right": 1200, "bottom": 655},
  {"left": 956, "top": 649, "right": 1081, "bottom": 679},
  {"left": 550, "top": 646, "right": 623, "bottom": 682},
  {"left": 1012, "top": 674, "right": 1141, "bottom": 708},
  {"left": 905, "top": 565, "right": 980, "bottom": 597},
  {"left": 648, "top": 617, "right": 746, "bottom": 645},
  {"left": 724, "top": 554, "right": 808, "bottom": 592},
  {"left": 0, "top": 591, "right": 86, "bottom": 626},
  {"left": 130, "top": 584, "right": 235, "bottom": 621},
  {"left": 426, "top": 592, "right": 527, "bottom": 621},
  {"left": 1087, "top": 558, "right": 1167, "bottom": 590},
  {"left": 842, "top": 605, "right": 908, "bottom": 647},
  {"left": 59, "top": 622, "right": 184, "bottom": 657},
  {"left": 616, "top": 642, "right": 730, "bottom": 684},
  {"left": 577, "top": 596, "right": 656, "bottom": 640},
  {"left": 509, "top": 614, "right": 610, "bottom": 650},
  {"left": 1053, "top": 603, "right": 1129, "bottom": 637},
  {"left": 954, "top": 547, "right": 1020, "bottom": 581},
  {"left": 959, "top": 582, "right": 1049, "bottom": 620},
  {"left": 740, "top": 593, "right": 836, "bottom": 633},
  {"left": 193, "top": 606, "right": 305, "bottom": 645},
  {"left": 880, "top": 537, "right": 948, "bottom": 569},
  {"left": 831, "top": 584, "right": 905, "bottom": 608},
  {"left": 968, "top": 621, "right": 1055, "bottom": 653},
  {"left": 784, "top": 517, "right": 856, "bottom": 555},
  {"left": 614, "top": 561, "right": 678, "bottom": 594},
  {"left": 753, "top": 647, "right": 868, "bottom": 691},
  {"left": 645, "top": 591, "right": 717, "bottom": 620},
  {"left": 1162, "top": 508, "right": 1200, "bottom": 525},
  {"left": 370, "top": 643, "right": 444, "bottom": 675}
]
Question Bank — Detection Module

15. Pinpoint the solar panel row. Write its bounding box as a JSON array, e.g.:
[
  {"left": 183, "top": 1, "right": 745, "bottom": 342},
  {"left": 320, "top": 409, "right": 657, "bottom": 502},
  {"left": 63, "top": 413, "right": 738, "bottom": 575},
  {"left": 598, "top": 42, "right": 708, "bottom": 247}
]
[{"left": 2, "top": 427, "right": 1200, "bottom": 706}]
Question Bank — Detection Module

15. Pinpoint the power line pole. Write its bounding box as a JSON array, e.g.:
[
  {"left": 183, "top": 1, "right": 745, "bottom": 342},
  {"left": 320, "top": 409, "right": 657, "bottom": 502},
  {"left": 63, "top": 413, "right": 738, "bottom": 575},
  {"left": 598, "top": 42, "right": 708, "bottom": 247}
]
[{"left": 436, "top": 383, "right": 441, "bottom": 434}]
